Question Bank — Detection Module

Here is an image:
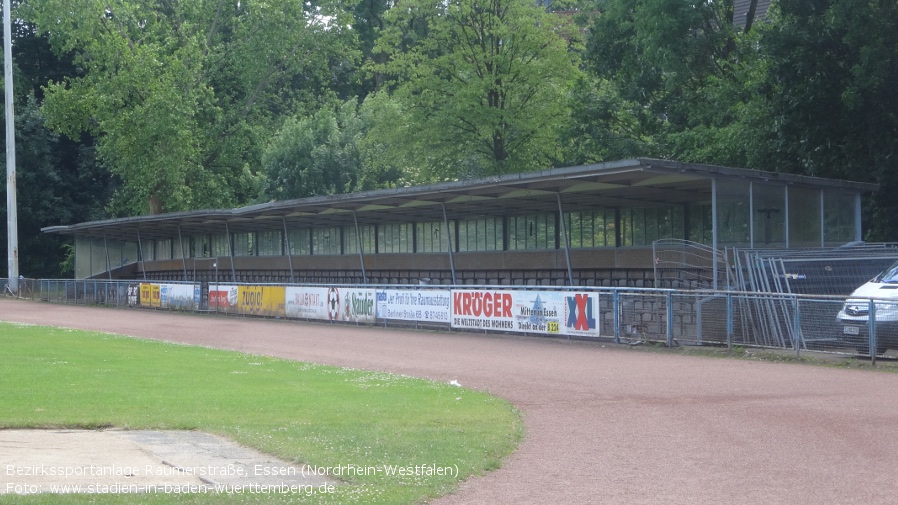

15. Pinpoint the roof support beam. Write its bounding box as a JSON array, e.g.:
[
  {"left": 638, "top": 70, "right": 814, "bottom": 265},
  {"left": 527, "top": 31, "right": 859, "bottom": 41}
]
[
  {"left": 177, "top": 226, "right": 188, "bottom": 282},
  {"left": 225, "top": 222, "right": 237, "bottom": 283},
  {"left": 282, "top": 217, "right": 295, "bottom": 284},
  {"left": 557, "top": 194, "right": 574, "bottom": 287},
  {"left": 352, "top": 211, "right": 368, "bottom": 284},
  {"left": 103, "top": 232, "right": 112, "bottom": 280},
  {"left": 136, "top": 228, "right": 147, "bottom": 281},
  {"left": 442, "top": 204, "right": 457, "bottom": 285}
]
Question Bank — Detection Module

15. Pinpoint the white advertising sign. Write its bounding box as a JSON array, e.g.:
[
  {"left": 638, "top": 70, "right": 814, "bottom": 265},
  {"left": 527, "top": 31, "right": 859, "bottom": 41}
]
[
  {"left": 285, "top": 286, "right": 376, "bottom": 323},
  {"left": 160, "top": 283, "right": 200, "bottom": 310},
  {"left": 375, "top": 289, "right": 451, "bottom": 323}
]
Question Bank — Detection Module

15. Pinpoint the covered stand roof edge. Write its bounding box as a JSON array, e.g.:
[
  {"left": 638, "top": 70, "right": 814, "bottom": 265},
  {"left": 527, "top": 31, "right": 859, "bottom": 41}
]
[{"left": 43, "top": 159, "right": 879, "bottom": 241}]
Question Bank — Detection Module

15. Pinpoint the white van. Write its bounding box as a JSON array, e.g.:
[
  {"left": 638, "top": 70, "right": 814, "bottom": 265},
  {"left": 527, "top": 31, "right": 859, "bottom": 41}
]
[{"left": 837, "top": 260, "right": 898, "bottom": 354}]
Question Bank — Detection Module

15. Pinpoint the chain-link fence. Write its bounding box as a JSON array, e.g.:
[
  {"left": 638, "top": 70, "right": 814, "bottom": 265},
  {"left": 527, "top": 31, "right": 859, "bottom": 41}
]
[
  {"left": 14, "top": 278, "right": 898, "bottom": 361},
  {"left": 0, "top": 278, "right": 39, "bottom": 300}
]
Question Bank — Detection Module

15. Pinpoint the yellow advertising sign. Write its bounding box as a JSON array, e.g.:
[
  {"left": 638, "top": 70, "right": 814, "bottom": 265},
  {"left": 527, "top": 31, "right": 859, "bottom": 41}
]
[
  {"left": 139, "top": 283, "right": 162, "bottom": 308},
  {"left": 150, "top": 284, "right": 161, "bottom": 308},
  {"left": 237, "top": 285, "right": 286, "bottom": 317},
  {"left": 140, "top": 284, "right": 151, "bottom": 306}
]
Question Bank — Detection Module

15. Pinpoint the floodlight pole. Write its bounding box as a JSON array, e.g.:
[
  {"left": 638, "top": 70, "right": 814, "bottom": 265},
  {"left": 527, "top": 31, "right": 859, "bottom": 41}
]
[{"left": 4, "top": 0, "right": 19, "bottom": 294}]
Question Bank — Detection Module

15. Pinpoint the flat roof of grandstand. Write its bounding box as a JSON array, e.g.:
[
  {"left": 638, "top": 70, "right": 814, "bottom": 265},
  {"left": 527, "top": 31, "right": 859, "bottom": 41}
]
[{"left": 44, "top": 158, "right": 877, "bottom": 242}]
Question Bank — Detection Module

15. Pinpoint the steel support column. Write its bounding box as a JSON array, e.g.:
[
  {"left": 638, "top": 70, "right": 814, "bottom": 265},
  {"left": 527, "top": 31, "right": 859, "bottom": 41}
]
[
  {"left": 282, "top": 217, "right": 295, "bottom": 283},
  {"left": 103, "top": 233, "right": 112, "bottom": 280},
  {"left": 556, "top": 193, "right": 574, "bottom": 286},
  {"left": 177, "top": 226, "right": 188, "bottom": 281},
  {"left": 136, "top": 228, "right": 147, "bottom": 281},
  {"left": 353, "top": 211, "right": 368, "bottom": 284},
  {"left": 442, "top": 203, "right": 457, "bottom": 285},
  {"left": 225, "top": 222, "right": 237, "bottom": 282}
]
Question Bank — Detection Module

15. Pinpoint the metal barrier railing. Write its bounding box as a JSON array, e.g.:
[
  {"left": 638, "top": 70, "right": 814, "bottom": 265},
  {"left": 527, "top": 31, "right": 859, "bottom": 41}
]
[{"left": 15, "top": 278, "right": 895, "bottom": 363}]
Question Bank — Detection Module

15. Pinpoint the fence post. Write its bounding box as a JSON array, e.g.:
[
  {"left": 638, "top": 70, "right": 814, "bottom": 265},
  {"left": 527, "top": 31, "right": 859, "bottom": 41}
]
[
  {"left": 613, "top": 290, "right": 621, "bottom": 345},
  {"left": 868, "top": 300, "right": 877, "bottom": 366},
  {"left": 792, "top": 296, "right": 801, "bottom": 358},
  {"left": 726, "top": 292, "right": 733, "bottom": 351},
  {"left": 666, "top": 292, "right": 673, "bottom": 347}
]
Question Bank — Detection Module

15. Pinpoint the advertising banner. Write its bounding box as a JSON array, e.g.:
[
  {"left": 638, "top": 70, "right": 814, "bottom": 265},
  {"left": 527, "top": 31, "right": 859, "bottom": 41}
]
[
  {"left": 208, "top": 284, "right": 239, "bottom": 313},
  {"left": 375, "top": 288, "right": 451, "bottom": 323},
  {"left": 138, "top": 283, "right": 199, "bottom": 310},
  {"left": 451, "top": 289, "right": 516, "bottom": 331},
  {"left": 159, "top": 284, "right": 200, "bottom": 310},
  {"left": 337, "top": 288, "right": 376, "bottom": 323},
  {"left": 285, "top": 286, "right": 328, "bottom": 319},
  {"left": 559, "top": 292, "right": 601, "bottom": 338},
  {"left": 127, "top": 283, "right": 141, "bottom": 307},
  {"left": 451, "top": 289, "right": 600, "bottom": 337},
  {"left": 139, "top": 283, "right": 162, "bottom": 308},
  {"left": 285, "top": 286, "right": 376, "bottom": 323},
  {"left": 237, "top": 285, "right": 286, "bottom": 317}
]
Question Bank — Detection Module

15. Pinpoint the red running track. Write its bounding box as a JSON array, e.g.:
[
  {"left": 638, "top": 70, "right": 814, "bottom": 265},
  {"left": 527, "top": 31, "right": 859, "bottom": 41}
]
[{"left": 2, "top": 300, "right": 897, "bottom": 505}]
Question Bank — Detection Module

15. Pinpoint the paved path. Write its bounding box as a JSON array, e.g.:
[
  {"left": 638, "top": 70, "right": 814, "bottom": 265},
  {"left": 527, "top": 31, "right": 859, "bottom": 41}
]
[{"left": 3, "top": 300, "right": 898, "bottom": 504}]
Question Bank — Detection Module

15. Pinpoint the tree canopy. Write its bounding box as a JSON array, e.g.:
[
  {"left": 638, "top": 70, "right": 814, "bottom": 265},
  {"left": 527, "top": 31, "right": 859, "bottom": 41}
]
[
  {"left": 25, "top": 0, "right": 358, "bottom": 214},
  {"left": 4, "top": 0, "right": 898, "bottom": 278},
  {"left": 372, "top": 0, "right": 582, "bottom": 179}
]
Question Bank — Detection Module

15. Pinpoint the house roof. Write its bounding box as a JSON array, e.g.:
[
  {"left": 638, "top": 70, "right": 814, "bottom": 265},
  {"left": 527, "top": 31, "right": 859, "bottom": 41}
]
[{"left": 42, "top": 158, "right": 877, "bottom": 242}]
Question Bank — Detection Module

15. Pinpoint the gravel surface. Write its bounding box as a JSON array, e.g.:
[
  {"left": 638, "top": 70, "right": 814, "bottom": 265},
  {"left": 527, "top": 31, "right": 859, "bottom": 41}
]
[{"left": 3, "top": 300, "right": 898, "bottom": 504}]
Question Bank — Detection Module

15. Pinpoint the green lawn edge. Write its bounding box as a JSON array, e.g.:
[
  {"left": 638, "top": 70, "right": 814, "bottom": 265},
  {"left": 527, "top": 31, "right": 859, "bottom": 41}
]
[{"left": 0, "top": 321, "right": 524, "bottom": 504}]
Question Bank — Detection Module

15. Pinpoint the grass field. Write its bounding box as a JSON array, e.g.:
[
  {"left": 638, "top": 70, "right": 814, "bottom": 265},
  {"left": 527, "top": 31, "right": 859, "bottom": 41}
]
[{"left": 0, "top": 321, "right": 523, "bottom": 504}]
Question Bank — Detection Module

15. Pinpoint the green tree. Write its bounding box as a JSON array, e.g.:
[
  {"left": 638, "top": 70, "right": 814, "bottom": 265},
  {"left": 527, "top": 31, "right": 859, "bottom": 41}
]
[
  {"left": 0, "top": 12, "right": 112, "bottom": 278},
  {"left": 263, "top": 97, "right": 404, "bottom": 200},
  {"left": 373, "top": 0, "right": 581, "bottom": 179},
  {"left": 573, "top": 0, "right": 745, "bottom": 162},
  {"left": 25, "top": 0, "right": 358, "bottom": 215},
  {"left": 1, "top": 96, "right": 110, "bottom": 278},
  {"left": 757, "top": 0, "right": 898, "bottom": 239}
]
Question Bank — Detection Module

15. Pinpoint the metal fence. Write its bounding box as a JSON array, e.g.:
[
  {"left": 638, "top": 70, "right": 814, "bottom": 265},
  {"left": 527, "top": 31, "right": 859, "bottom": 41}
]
[{"left": 9, "top": 278, "right": 893, "bottom": 362}]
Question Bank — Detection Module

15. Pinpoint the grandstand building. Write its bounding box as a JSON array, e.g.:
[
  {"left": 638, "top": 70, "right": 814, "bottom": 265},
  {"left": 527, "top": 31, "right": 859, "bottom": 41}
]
[{"left": 44, "top": 159, "right": 876, "bottom": 288}]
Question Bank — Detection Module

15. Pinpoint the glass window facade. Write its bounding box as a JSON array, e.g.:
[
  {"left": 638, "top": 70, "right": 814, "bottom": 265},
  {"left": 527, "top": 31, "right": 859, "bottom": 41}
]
[
  {"left": 287, "top": 229, "right": 311, "bottom": 255},
  {"left": 824, "top": 190, "right": 858, "bottom": 244},
  {"left": 154, "top": 239, "right": 172, "bottom": 260},
  {"left": 564, "top": 209, "right": 618, "bottom": 248},
  {"left": 622, "top": 207, "right": 686, "bottom": 246},
  {"left": 788, "top": 187, "right": 822, "bottom": 248},
  {"left": 257, "top": 230, "right": 283, "bottom": 256},
  {"left": 416, "top": 221, "right": 456, "bottom": 252},
  {"left": 688, "top": 204, "right": 713, "bottom": 245},
  {"left": 377, "top": 223, "right": 412, "bottom": 253},
  {"left": 191, "top": 235, "right": 211, "bottom": 258},
  {"left": 345, "top": 225, "right": 376, "bottom": 254},
  {"left": 312, "top": 227, "right": 340, "bottom": 255},
  {"left": 211, "top": 234, "right": 229, "bottom": 257},
  {"left": 458, "top": 217, "right": 503, "bottom": 252},
  {"left": 509, "top": 214, "right": 556, "bottom": 250},
  {"left": 716, "top": 179, "right": 751, "bottom": 246},
  {"left": 233, "top": 232, "right": 255, "bottom": 256},
  {"left": 752, "top": 182, "right": 786, "bottom": 247}
]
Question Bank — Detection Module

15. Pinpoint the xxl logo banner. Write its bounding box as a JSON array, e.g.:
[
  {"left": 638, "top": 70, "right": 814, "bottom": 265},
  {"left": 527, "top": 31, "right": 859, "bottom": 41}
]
[
  {"left": 375, "top": 289, "right": 451, "bottom": 323},
  {"left": 451, "top": 289, "right": 600, "bottom": 337},
  {"left": 237, "top": 285, "right": 286, "bottom": 317},
  {"left": 285, "top": 286, "right": 376, "bottom": 323}
]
